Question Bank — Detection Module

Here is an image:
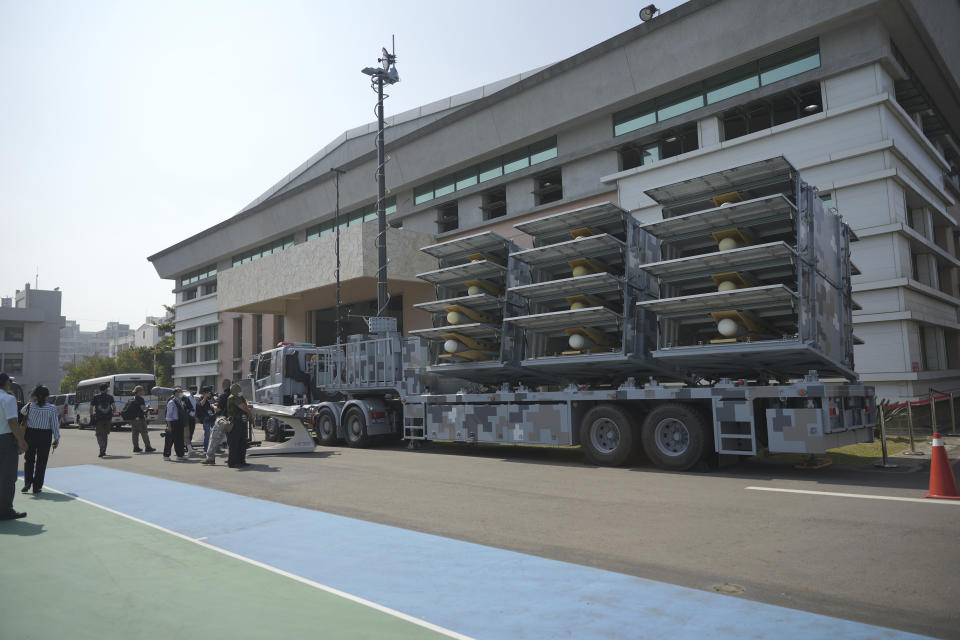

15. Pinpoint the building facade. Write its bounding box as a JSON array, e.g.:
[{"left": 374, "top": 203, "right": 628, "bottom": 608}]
[
  {"left": 149, "top": 0, "right": 960, "bottom": 401},
  {"left": 0, "top": 284, "right": 64, "bottom": 392}
]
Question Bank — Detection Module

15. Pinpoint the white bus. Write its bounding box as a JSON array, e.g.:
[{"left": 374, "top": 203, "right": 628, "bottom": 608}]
[{"left": 75, "top": 373, "right": 158, "bottom": 428}]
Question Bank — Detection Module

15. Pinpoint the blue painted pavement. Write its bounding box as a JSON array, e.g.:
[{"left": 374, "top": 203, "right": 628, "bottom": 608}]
[{"left": 44, "top": 465, "right": 928, "bottom": 640}]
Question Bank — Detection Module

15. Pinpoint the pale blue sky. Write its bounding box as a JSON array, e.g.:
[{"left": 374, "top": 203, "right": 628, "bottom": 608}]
[{"left": 1, "top": 0, "right": 686, "bottom": 330}]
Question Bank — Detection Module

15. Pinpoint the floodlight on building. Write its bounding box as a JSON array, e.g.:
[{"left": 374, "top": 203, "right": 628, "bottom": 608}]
[
  {"left": 639, "top": 4, "right": 659, "bottom": 21},
  {"left": 803, "top": 103, "right": 820, "bottom": 112}
]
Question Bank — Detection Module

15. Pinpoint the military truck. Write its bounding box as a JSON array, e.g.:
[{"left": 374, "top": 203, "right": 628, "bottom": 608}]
[{"left": 254, "top": 158, "right": 876, "bottom": 470}]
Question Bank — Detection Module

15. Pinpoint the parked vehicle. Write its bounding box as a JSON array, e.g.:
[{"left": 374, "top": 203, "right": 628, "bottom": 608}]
[
  {"left": 251, "top": 158, "right": 876, "bottom": 470},
  {"left": 75, "top": 373, "right": 157, "bottom": 429}
]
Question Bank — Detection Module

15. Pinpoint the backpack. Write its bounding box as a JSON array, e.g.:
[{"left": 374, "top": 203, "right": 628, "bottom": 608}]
[
  {"left": 94, "top": 397, "right": 113, "bottom": 420},
  {"left": 120, "top": 399, "right": 138, "bottom": 420}
]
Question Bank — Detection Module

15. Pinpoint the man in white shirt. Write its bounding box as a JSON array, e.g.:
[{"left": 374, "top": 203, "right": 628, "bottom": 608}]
[{"left": 0, "top": 372, "right": 28, "bottom": 520}]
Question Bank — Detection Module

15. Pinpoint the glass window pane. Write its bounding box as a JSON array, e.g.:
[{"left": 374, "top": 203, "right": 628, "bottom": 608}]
[
  {"left": 614, "top": 110, "right": 656, "bottom": 137},
  {"left": 385, "top": 200, "right": 397, "bottom": 215},
  {"left": 503, "top": 150, "right": 529, "bottom": 174},
  {"left": 642, "top": 144, "right": 660, "bottom": 164},
  {"left": 478, "top": 159, "right": 502, "bottom": 183},
  {"left": 455, "top": 169, "right": 478, "bottom": 191},
  {"left": 529, "top": 138, "right": 558, "bottom": 165},
  {"left": 657, "top": 94, "right": 704, "bottom": 121},
  {"left": 760, "top": 52, "right": 820, "bottom": 85},
  {"left": 433, "top": 175, "right": 455, "bottom": 198},
  {"left": 707, "top": 74, "right": 759, "bottom": 104},
  {"left": 414, "top": 184, "right": 433, "bottom": 205}
]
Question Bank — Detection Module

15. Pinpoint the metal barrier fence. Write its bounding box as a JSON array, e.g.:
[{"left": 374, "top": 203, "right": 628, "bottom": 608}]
[{"left": 876, "top": 388, "right": 958, "bottom": 465}]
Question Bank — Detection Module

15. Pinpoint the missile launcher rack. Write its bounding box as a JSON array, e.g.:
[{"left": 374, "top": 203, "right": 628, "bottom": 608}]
[
  {"left": 506, "top": 202, "right": 665, "bottom": 380},
  {"left": 411, "top": 231, "right": 531, "bottom": 382},
  {"left": 636, "top": 156, "right": 859, "bottom": 380}
]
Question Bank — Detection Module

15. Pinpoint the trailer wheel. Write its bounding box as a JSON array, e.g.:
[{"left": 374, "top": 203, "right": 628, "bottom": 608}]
[
  {"left": 579, "top": 404, "right": 636, "bottom": 467},
  {"left": 264, "top": 417, "right": 283, "bottom": 442},
  {"left": 315, "top": 408, "right": 340, "bottom": 445},
  {"left": 641, "top": 403, "right": 708, "bottom": 471},
  {"left": 343, "top": 407, "right": 371, "bottom": 448}
]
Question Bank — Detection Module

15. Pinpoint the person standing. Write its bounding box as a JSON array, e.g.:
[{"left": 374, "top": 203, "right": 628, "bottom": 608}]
[
  {"left": 89, "top": 383, "right": 115, "bottom": 458},
  {"left": 197, "top": 386, "right": 217, "bottom": 453},
  {"left": 202, "top": 380, "right": 231, "bottom": 466},
  {"left": 184, "top": 385, "right": 198, "bottom": 456},
  {"left": 129, "top": 386, "right": 155, "bottom": 453},
  {"left": 226, "top": 384, "right": 253, "bottom": 468},
  {"left": 21, "top": 385, "right": 60, "bottom": 494},
  {"left": 163, "top": 387, "right": 188, "bottom": 461},
  {"left": 0, "top": 373, "right": 28, "bottom": 520}
]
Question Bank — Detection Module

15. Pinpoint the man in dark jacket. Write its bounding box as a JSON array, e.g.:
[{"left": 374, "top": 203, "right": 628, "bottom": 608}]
[
  {"left": 90, "top": 383, "right": 115, "bottom": 458},
  {"left": 162, "top": 387, "right": 187, "bottom": 461}
]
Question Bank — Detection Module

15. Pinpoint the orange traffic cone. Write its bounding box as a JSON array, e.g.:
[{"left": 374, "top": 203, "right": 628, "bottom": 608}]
[{"left": 925, "top": 433, "right": 960, "bottom": 500}]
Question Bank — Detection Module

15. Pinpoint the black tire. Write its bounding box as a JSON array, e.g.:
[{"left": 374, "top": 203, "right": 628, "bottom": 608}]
[
  {"left": 640, "top": 403, "right": 710, "bottom": 471},
  {"left": 315, "top": 409, "right": 341, "bottom": 445},
  {"left": 579, "top": 404, "right": 637, "bottom": 467},
  {"left": 343, "top": 407, "right": 371, "bottom": 448},
  {"left": 264, "top": 418, "right": 283, "bottom": 442}
]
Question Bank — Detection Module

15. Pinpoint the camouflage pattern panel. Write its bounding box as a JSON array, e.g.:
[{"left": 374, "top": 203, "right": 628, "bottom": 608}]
[
  {"left": 766, "top": 407, "right": 824, "bottom": 453},
  {"left": 766, "top": 406, "right": 872, "bottom": 453},
  {"left": 423, "top": 401, "right": 572, "bottom": 445},
  {"left": 712, "top": 395, "right": 756, "bottom": 454}
]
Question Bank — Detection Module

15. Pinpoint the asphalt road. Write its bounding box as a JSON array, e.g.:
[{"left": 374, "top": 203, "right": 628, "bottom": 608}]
[{"left": 37, "top": 424, "right": 960, "bottom": 639}]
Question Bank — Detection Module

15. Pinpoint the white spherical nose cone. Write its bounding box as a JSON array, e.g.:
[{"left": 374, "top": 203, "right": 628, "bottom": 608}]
[
  {"left": 717, "top": 318, "right": 743, "bottom": 337},
  {"left": 569, "top": 333, "right": 586, "bottom": 350},
  {"left": 572, "top": 265, "right": 590, "bottom": 277},
  {"left": 717, "top": 280, "right": 738, "bottom": 292},
  {"left": 444, "top": 339, "right": 461, "bottom": 353},
  {"left": 467, "top": 285, "right": 481, "bottom": 296},
  {"left": 718, "top": 237, "right": 739, "bottom": 251},
  {"left": 570, "top": 301, "right": 585, "bottom": 310},
  {"left": 446, "top": 311, "right": 461, "bottom": 325}
]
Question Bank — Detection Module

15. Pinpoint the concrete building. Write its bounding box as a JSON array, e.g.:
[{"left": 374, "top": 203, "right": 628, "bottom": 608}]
[
  {"left": 148, "top": 0, "right": 960, "bottom": 401},
  {"left": 60, "top": 321, "right": 134, "bottom": 365},
  {"left": 0, "top": 284, "right": 64, "bottom": 392}
]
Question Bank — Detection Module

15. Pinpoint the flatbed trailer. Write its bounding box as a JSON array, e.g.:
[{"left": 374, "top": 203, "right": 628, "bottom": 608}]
[{"left": 255, "top": 157, "right": 877, "bottom": 470}]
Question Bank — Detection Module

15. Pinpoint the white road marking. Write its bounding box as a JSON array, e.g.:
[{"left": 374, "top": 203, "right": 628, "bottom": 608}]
[
  {"left": 746, "top": 486, "right": 960, "bottom": 505},
  {"left": 46, "top": 487, "right": 474, "bottom": 640}
]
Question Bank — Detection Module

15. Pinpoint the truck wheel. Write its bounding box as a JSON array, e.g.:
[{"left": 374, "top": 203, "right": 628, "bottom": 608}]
[
  {"left": 343, "top": 407, "right": 371, "bottom": 448},
  {"left": 315, "top": 408, "right": 341, "bottom": 445},
  {"left": 641, "top": 403, "right": 709, "bottom": 471},
  {"left": 579, "top": 404, "right": 636, "bottom": 467}
]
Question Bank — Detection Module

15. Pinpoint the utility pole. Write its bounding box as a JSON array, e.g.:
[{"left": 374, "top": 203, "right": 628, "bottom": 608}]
[
  {"left": 361, "top": 39, "right": 400, "bottom": 317},
  {"left": 330, "top": 167, "right": 346, "bottom": 344}
]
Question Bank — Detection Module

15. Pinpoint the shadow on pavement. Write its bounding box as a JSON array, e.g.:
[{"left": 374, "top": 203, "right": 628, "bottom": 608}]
[
  {"left": 29, "top": 491, "right": 73, "bottom": 502},
  {"left": 0, "top": 520, "right": 46, "bottom": 536}
]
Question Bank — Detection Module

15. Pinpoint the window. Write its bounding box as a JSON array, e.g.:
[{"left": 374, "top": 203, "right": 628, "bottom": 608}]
[
  {"left": 233, "top": 318, "right": 243, "bottom": 359},
  {"left": 482, "top": 187, "right": 507, "bottom": 220},
  {"left": 721, "top": 83, "right": 822, "bottom": 141},
  {"left": 1, "top": 354, "right": 23, "bottom": 374},
  {"left": 759, "top": 40, "right": 821, "bottom": 86},
  {"left": 180, "top": 377, "right": 196, "bottom": 388},
  {"left": 182, "top": 328, "right": 197, "bottom": 345},
  {"left": 202, "top": 324, "right": 218, "bottom": 342},
  {"left": 413, "top": 137, "right": 557, "bottom": 205},
  {"left": 275, "top": 316, "right": 285, "bottom": 343},
  {"left": 179, "top": 265, "right": 216, "bottom": 288},
  {"left": 613, "top": 39, "right": 820, "bottom": 137},
  {"left": 182, "top": 288, "right": 197, "bottom": 302},
  {"left": 202, "top": 344, "right": 219, "bottom": 361},
  {"left": 306, "top": 198, "right": 396, "bottom": 240},
  {"left": 3, "top": 325, "right": 24, "bottom": 342},
  {"left": 619, "top": 124, "right": 699, "bottom": 171},
  {"left": 819, "top": 192, "right": 833, "bottom": 211},
  {"left": 201, "top": 282, "right": 217, "bottom": 296},
  {"left": 255, "top": 314, "right": 263, "bottom": 353},
  {"left": 232, "top": 235, "right": 294, "bottom": 267},
  {"left": 437, "top": 202, "right": 459, "bottom": 233},
  {"left": 182, "top": 348, "right": 197, "bottom": 364},
  {"left": 201, "top": 375, "right": 218, "bottom": 389},
  {"left": 534, "top": 169, "right": 563, "bottom": 206}
]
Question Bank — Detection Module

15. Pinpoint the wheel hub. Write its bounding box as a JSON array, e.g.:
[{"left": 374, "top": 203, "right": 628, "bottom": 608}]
[
  {"left": 654, "top": 418, "right": 690, "bottom": 457},
  {"left": 590, "top": 418, "right": 621, "bottom": 455}
]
